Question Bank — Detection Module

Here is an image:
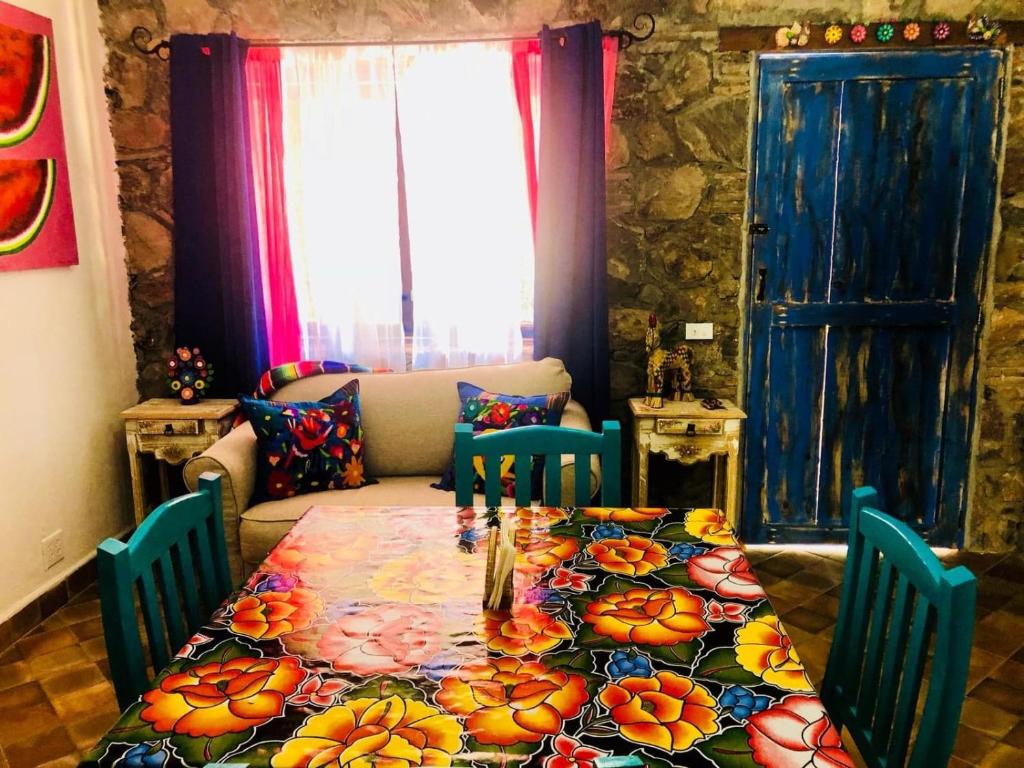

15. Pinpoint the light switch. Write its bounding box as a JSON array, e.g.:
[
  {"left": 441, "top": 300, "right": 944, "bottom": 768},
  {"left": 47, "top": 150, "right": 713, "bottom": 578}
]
[{"left": 685, "top": 322, "right": 714, "bottom": 340}]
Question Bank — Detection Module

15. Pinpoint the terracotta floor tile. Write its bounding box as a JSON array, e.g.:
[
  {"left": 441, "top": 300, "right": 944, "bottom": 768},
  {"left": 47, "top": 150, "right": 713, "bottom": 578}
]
[
  {"left": 971, "top": 678, "right": 1024, "bottom": 716},
  {"left": 781, "top": 606, "right": 837, "bottom": 634},
  {"left": 57, "top": 599, "right": 100, "bottom": 625},
  {"left": 959, "top": 696, "right": 1020, "bottom": 739},
  {"left": 37, "top": 757, "right": 79, "bottom": 768},
  {"left": 15, "top": 627, "right": 78, "bottom": 659},
  {"left": 65, "top": 709, "right": 120, "bottom": 753},
  {"left": 50, "top": 681, "right": 118, "bottom": 722},
  {"left": 26, "top": 645, "right": 90, "bottom": 679},
  {"left": 954, "top": 724, "right": 999, "bottom": 763},
  {"left": 0, "top": 745, "right": 8, "bottom": 768},
  {"left": 3, "top": 726, "right": 75, "bottom": 768},
  {"left": 755, "top": 552, "right": 812, "bottom": 578},
  {"left": 0, "top": 646, "right": 20, "bottom": 666},
  {"left": 39, "top": 663, "right": 106, "bottom": 699},
  {"left": 80, "top": 636, "right": 108, "bottom": 662},
  {"left": 0, "top": 682, "right": 47, "bottom": 713},
  {"left": 1004, "top": 720, "right": 1024, "bottom": 750},
  {"left": 67, "top": 584, "right": 98, "bottom": 605},
  {"left": 967, "top": 646, "right": 1008, "bottom": 691},
  {"left": 991, "top": 658, "right": 1024, "bottom": 690},
  {"left": 987, "top": 555, "right": 1024, "bottom": 584},
  {"left": 68, "top": 617, "right": 104, "bottom": 642},
  {"left": 763, "top": 577, "right": 825, "bottom": 604},
  {"left": 0, "top": 662, "right": 33, "bottom": 693},
  {"left": 786, "top": 568, "right": 840, "bottom": 593},
  {"left": 948, "top": 757, "right": 974, "bottom": 768},
  {"left": 980, "top": 743, "right": 1024, "bottom": 768},
  {"left": 801, "top": 592, "right": 841, "bottom": 619},
  {"left": 0, "top": 701, "right": 58, "bottom": 745}
]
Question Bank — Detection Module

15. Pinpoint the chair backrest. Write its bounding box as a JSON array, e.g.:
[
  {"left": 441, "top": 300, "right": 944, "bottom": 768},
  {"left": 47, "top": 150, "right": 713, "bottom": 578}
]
[
  {"left": 454, "top": 421, "right": 621, "bottom": 507},
  {"left": 821, "top": 487, "right": 976, "bottom": 768},
  {"left": 98, "top": 472, "right": 233, "bottom": 708}
]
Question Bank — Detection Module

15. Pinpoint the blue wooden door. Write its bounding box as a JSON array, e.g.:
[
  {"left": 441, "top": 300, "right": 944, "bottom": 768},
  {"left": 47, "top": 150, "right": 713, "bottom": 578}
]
[{"left": 744, "top": 50, "right": 1003, "bottom": 545}]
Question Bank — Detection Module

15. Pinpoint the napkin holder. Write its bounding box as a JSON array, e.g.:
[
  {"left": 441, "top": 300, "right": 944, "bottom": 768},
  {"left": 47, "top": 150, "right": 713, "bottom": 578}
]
[{"left": 484, "top": 521, "right": 515, "bottom": 610}]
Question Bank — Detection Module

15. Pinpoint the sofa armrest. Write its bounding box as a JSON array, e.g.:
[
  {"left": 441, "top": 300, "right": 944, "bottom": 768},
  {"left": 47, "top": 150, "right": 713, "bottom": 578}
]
[
  {"left": 550, "top": 399, "right": 601, "bottom": 504},
  {"left": 183, "top": 423, "right": 257, "bottom": 584}
]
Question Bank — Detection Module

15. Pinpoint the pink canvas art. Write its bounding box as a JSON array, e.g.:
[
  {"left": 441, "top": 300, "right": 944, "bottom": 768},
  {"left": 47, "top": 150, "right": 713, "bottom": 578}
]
[{"left": 0, "top": 1, "right": 76, "bottom": 272}]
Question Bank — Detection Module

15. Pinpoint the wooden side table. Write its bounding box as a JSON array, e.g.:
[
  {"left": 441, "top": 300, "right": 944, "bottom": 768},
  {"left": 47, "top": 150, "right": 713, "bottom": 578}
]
[
  {"left": 121, "top": 398, "right": 238, "bottom": 523},
  {"left": 628, "top": 398, "right": 747, "bottom": 528}
]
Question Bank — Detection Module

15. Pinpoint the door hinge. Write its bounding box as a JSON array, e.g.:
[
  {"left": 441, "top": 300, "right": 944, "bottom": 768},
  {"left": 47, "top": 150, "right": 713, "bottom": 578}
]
[{"left": 749, "top": 222, "right": 770, "bottom": 236}]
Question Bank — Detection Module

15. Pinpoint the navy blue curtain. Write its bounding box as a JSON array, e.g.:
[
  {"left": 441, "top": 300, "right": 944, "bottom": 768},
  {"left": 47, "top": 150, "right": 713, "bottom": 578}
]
[
  {"left": 170, "top": 34, "right": 269, "bottom": 395},
  {"left": 533, "top": 22, "right": 609, "bottom": 425}
]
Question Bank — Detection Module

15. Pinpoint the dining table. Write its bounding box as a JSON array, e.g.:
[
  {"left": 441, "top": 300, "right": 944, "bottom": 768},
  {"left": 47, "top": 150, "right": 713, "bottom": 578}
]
[{"left": 82, "top": 505, "right": 853, "bottom": 768}]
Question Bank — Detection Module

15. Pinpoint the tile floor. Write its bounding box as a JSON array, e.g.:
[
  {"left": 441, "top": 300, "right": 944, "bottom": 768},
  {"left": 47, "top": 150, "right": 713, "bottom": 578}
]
[{"left": 0, "top": 548, "right": 1020, "bottom": 767}]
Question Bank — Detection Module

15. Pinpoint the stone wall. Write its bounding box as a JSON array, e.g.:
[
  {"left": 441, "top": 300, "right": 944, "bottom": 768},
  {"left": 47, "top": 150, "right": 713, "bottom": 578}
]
[{"left": 96, "top": 0, "right": 1024, "bottom": 549}]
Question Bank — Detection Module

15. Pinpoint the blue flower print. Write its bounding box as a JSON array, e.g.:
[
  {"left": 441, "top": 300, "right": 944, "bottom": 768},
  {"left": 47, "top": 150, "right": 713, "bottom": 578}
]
[
  {"left": 253, "top": 573, "right": 298, "bottom": 593},
  {"left": 669, "top": 542, "right": 708, "bottom": 561},
  {"left": 719, "top": 685, "right": 771, "bottom": 720},
  {"left": 120, "top": 743, "right": 169, "bottom": 768},
  {"left": 591, "top": 523, "right": 626, "bottom": 540},
  {"left": 608, "top": 650, "right": 653, "bottom": 678}
]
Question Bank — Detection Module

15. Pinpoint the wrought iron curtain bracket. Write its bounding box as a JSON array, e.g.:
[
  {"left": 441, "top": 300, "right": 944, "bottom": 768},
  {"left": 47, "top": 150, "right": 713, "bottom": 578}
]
[
  {"left": 608, "top": 13, "right": 656, "bottom": 50},
  {"left": 132, "top": 26, "right": 170, "bottom": 60}
]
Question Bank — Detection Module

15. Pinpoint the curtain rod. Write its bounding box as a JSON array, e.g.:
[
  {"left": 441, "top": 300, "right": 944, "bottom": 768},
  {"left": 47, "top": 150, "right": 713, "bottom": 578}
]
[{"left": 130, "top": 13, "right": 655, "bottom": 60}]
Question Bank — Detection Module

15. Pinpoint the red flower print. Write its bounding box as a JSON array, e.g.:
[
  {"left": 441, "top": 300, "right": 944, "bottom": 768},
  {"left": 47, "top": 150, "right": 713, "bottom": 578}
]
[
  {"left": 746, "top": 695, "right": 854, "bottom": 768},
  {"left": 706, "top": 600, "right": 747, "bottom": 623},
  {"left": 544, "top": 735, "right": 606, "bottom": 768},
  {"left": 489, "top": 402, "right": 512, "bottom": 425},
  {"left": 290, "top": 411, "right": 334, "bottom": 452},
  {"left": 549, "top": 567, "right": 593, "bottom": 592},
  {"left": 687, "top": 546, "right": 766, "bottom": 601},
  {"left": 288, "top": 675, "right": 348, "bottom": 707}
]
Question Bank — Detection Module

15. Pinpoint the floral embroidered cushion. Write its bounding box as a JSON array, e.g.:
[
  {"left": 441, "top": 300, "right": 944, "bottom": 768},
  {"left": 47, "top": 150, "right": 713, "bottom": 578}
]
[
  {"left": 433, "top": 382, "right": 570, "bottom": 499},
  {"left": 242, "top": 380, "right": 372, "bottom": 503}
]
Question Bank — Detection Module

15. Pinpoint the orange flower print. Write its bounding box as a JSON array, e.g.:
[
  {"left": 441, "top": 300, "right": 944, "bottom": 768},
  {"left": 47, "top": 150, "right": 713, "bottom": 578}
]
[
  {"left": 583, "top": 587, "right": 710, "bottom": 645},
  {"left": 341, "top": 455, "right": 364, "bottom": 487},
  {"left": 598, "top": 671, "right": 719, "bottom": 752},
  {"left": 477, "top": 605, "right": 572, "bottom": 656},
  {"left": 586, "top": 536, "right": 669, "bottom": 577},
  {"left": 229, "top": 587, "right": 322, "bottom": 640},
  {"left": 515, "top": 507, "right": 569, "bottom": 528},
  {"left": 684, "top": 508, "right": 736, "bottom": 545},
  {"left": 516, "top": 530, "right": 579, "bottom": 572},
  {"left": 735, "top": 615, "right": 814, "bottom": 692},
  {"left": 436, "top": 657, "right": 589, "bottom": 746},
  {"left": 746, "top": 695, "right": 854, "bottom": 768},
  {"left": 581, "top": 507, "right": 670, "bottom": 523},
  {"left": 272, "top": 695, "right": 462, "bottom": 768},
  {"left": 141, "top": 656, "right": 305, "bottom": 737}
]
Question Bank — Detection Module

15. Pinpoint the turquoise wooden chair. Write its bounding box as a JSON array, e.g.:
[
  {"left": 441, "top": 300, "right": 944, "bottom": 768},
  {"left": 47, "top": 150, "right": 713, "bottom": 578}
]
[
  {"left": 454, "top": 421, "right": 621, "bottom": 507},
  {"left": 821, "top": 486, "right": 976, "bottom": 768},
  {"left": 98, "top": 472, "right": 233, "bottom": 708}
]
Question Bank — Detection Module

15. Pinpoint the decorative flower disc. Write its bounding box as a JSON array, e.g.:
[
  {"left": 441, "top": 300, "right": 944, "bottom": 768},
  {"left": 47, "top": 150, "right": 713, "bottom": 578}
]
[
  {"left": 933, "top": 21, "right": 951, "bottom": 41},
  {"left": 824, "top": 25, "right": 843, "bottom": 45},
  {"left": 850, "top": 24, "right": 867, "bottom": 43},
  {"left": 903, "top": 22, "right": 921, "bottom": 41},
  {"left": 876, "top": 23, "right": 895, "bottom": 43}
]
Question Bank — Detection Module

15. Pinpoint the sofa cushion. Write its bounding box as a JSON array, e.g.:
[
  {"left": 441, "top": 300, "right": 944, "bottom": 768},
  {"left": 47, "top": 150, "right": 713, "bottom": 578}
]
[
  {"left": 433, "top": 382, "right": 570, "bottom": 499},
  {"left": 241, "top": 380, "right": 371, "bottom": 503},
  {"left": 266, "top": 357, "right": 573, "bottom": 477}
]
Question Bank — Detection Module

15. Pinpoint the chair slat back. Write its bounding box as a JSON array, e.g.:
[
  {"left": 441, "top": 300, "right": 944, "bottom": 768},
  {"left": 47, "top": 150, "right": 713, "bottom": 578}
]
[
  {"left": 821, "top": 487, "right": 976, "bottom": 768},
  {"left": 454, "top": 421, "right": 621, "bottom": 507},
  {"left": 98, "top": 473, "right": 233, "bottom": 709}
]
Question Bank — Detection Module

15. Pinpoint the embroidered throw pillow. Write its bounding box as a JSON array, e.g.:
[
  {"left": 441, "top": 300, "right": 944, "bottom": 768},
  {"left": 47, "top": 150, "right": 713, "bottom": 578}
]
[
  {"left": 433, "top": 382, "right": 571, "bottom": 500},
  {"left": 242, "top": 380, "right": 372, "bottom": 503}
]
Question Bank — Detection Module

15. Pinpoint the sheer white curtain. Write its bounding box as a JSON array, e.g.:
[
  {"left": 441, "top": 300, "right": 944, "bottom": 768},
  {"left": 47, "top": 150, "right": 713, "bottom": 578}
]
[
  {"left": 280, "top": 47, "right": 407, "bottom": 370},
  {"left": 395, "top": 43, "right": 534, "bottom": 369}
]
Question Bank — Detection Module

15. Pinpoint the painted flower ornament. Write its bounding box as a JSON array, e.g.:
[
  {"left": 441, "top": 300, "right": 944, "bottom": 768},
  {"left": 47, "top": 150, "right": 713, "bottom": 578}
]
[
  {"left": 876, "top": 22, "right": 895, "bottom": 43},
  {"left": 824, "top": 25, "right": 843, "bottom": 45},
  {"left": 903, "top": 22, "right": 921, "bottom": 41},
  {"left": 932, "top": 21, "right": 951, "bottom": 42},
  {"left": 166, "top": 345, "right": 213, "bottom": 404},
  {"left": 850, "top": 23, "right": 867, "bottom": 44},
  {"left": 967, "top": 15, "right": 1001, "bottom": 43},
  {"left": 775, "top": 22, "right": 811, "bottom": 49}
]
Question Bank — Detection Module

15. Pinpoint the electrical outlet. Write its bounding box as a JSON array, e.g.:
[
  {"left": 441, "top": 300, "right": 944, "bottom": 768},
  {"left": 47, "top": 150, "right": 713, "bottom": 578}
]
[
  {"left": 685, "top": 322, "right": 714, "bottom": 340},
  {"left": 41, "top": 529, "right": 64, "bottom": 569}
]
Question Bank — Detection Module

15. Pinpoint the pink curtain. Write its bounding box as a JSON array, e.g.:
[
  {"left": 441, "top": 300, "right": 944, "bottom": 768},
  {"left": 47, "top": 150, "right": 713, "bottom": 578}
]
[
  {"left": 245, "top": 47, "right": 301, "bottom": 366},
  {"left": 513, "top": 34, "right": 618, "bottom": 235}
]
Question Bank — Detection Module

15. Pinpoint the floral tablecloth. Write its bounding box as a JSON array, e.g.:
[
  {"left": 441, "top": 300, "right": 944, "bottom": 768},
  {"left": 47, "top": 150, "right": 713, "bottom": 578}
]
[{"left": 83, "top": 506, "right": 852, "bottom": 768}]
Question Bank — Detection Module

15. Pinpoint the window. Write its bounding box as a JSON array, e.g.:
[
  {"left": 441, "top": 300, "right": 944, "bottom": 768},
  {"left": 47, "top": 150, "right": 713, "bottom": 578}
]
[{"left": 269, "top": 42, "right": 536, "bottom": 371}]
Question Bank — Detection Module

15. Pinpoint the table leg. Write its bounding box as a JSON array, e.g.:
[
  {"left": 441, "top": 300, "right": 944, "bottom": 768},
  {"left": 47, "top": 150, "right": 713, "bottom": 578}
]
[
  {"left": 712, "top": 453, "right": 723, "bottom": 509},
  {"left": 126, "top": 435, "right": 146, "bottom": 525},
  {"left": 158, "top": 461, "right": 171, "bottom": 504},
  {"left": 634, "top": 446, "right": 649, "bottom": 507},
  {"left": 725, "top": 445, "right": 740, "bottom": 531}
]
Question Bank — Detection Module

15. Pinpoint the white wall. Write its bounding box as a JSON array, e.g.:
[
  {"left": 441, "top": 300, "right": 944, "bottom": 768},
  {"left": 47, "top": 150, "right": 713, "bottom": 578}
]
[{"left": 0, "top": 0, "right": 137, "bottom": 622}]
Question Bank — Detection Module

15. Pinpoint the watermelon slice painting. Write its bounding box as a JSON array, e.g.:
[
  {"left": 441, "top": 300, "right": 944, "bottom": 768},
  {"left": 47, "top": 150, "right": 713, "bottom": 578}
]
[{"left": 0, "top": 2, "right": 76, "bottom": 273}]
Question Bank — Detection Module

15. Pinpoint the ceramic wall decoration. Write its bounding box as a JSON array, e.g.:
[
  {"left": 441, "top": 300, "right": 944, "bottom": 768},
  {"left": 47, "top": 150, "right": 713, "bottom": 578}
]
[
  {"left": 167, "top": 346, "right": 214, "bottom": 404},
  {"left": 775, "top": 22, "right": 810, "bottom": 48}
]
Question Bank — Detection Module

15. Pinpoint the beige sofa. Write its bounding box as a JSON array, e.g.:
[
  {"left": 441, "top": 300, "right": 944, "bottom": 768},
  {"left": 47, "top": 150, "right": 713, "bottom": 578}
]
[{"left": 184, "top": 357, "right": 596, "bottom": 581}]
